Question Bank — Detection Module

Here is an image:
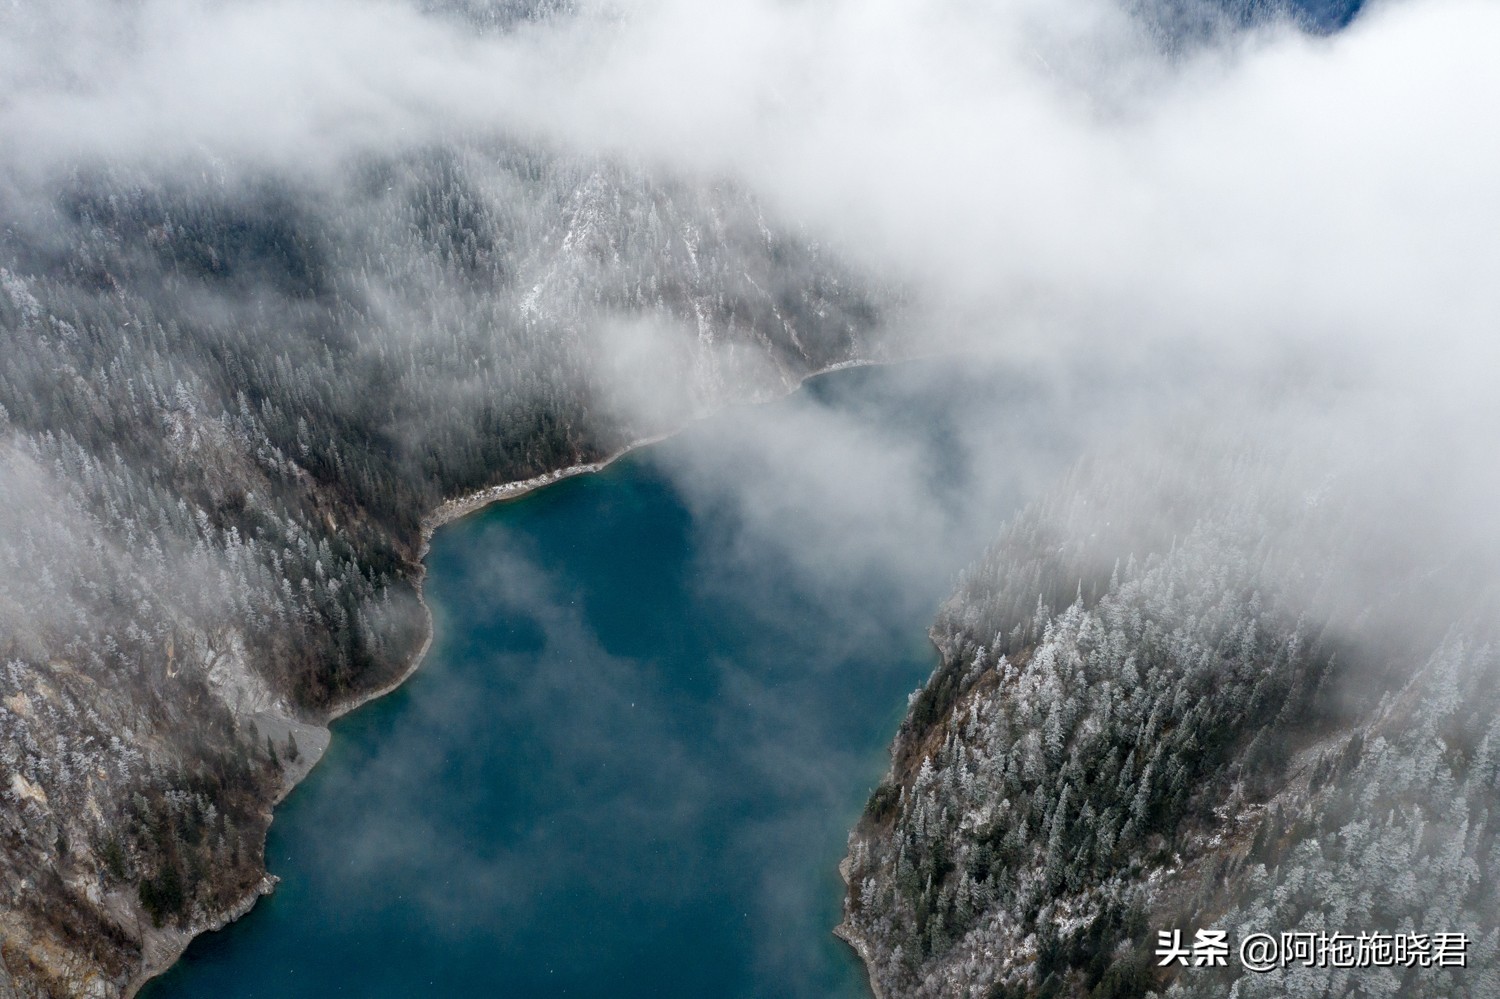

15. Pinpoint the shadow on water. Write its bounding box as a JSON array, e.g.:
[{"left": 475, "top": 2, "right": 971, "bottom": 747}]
[{"left": 143, "top": 358, "right": 1087, "bottom": 999}]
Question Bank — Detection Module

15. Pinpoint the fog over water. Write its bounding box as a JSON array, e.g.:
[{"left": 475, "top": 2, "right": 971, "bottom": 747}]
[
  {"left": 140, "top": 360, "right": 1107, "bottom": 998},
  {"left": 6, "top": 0, "right": 1498, "bottom": 991}
]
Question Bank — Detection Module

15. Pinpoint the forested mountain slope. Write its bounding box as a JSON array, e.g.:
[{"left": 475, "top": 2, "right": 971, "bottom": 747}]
[
  {"left": 841, "top": 430, "right": 1500, "bottom": 999},
  {"left": 0, "top": 137, "right": 878, "bottom": 997}
]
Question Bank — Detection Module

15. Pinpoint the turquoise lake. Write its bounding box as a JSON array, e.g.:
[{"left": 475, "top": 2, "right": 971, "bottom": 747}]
[{"left": 142, "top": 360, "right": 1083, "bottom": 999}]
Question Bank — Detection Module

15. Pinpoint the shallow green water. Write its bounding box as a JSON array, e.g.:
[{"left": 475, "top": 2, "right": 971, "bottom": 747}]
[{"left": 143, "top": 360, "right": 1072, "bottom": 999}]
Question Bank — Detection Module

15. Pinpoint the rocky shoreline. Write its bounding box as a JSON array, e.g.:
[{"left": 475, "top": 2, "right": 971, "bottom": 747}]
[{"left": 836, "top": 856, "right": 891, "bottom": 999}]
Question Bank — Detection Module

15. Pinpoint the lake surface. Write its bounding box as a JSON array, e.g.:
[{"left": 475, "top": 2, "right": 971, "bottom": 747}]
[{"left": 143, "top": 359, "right": 1080, "bottom": 999}]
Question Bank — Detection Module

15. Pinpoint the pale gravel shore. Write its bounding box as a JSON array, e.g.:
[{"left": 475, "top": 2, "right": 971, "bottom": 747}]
[
  {"left": 328, "top": 428, "right": 675, "bottom": 726},
  {"left": 332, "top": 353, "right": 887, "bottom": 725}
]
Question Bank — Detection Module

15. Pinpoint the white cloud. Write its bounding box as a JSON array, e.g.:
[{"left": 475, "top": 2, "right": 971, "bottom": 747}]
[{"left": 5, "top": 0, "right": 1497, "bottom": 646}]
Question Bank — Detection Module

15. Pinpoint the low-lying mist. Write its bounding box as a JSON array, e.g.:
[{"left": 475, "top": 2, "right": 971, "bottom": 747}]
[{"left": 3, "top": 0, "right": 1497, "bottom": 992}]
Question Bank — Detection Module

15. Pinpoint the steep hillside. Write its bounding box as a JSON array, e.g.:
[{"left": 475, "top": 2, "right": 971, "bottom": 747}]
[{"left": 841, "top": 436, "right": 1500, "bottom": 999}]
